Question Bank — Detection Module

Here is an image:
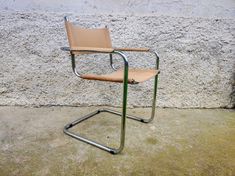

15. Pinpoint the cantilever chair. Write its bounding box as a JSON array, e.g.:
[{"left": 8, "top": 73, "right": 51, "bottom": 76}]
[{"left": 61, "top": 16, "right": 160, "bottom": 154}]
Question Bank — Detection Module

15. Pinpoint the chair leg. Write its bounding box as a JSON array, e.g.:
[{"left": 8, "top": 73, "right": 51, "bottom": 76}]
[{"left": 142, "top": 74, "right": 159, "bottom": 123}]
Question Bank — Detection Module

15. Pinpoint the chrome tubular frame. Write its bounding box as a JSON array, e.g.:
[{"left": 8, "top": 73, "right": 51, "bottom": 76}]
[
  {"left": 64, "top": 51, "right": 129, "bottom": 154},
  {"left": 62, "top": 49, "right": 159, "bottom": 154}
]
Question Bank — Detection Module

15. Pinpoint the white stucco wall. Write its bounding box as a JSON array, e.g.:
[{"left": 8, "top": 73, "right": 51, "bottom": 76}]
[{"left": 0, "top": 1, "right": 234, "bottom": 108}]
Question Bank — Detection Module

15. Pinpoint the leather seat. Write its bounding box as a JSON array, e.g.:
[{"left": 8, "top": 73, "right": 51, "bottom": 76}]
[{"left": 81, "top": 68, "right": 159, "bottom": 84}]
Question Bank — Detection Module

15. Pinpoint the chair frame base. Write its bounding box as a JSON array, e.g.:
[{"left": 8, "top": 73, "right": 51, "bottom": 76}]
[
  {"left": 64, "top": 72, "right": 158, "bottom": 155},
  {"left": 64, "top": 107, "right": 156, "bottom": 154}
]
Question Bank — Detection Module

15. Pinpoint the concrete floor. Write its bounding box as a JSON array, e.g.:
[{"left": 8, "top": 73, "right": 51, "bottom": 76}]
[{"left": 0, "top": 106, "right": 234, "bottom": 176}]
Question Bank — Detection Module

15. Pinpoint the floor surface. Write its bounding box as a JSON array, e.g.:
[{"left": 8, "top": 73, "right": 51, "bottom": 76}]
[{"left": 0, "top": 106, "right": 234, "bottom": 176}]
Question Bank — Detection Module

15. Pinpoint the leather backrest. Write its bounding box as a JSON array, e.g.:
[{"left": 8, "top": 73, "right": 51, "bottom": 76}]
[{"left": 65, "top": 21, "right": 112, "bottom": 49}]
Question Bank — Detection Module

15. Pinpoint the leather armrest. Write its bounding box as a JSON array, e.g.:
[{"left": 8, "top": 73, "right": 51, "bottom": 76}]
[
  {"left": 71, "top": 47, "right": 114, "bottom": 53},
  {"left": 114, "top": 47, "right": 150, "bottom": 52}
]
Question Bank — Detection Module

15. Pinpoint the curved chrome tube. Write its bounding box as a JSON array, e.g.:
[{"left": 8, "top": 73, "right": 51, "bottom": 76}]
[
  {"left": 64, "top": 16, "right": 69, "bottom": 22},
  {"left": 110, "top": 49, "right": 160, "bottom": 70},
  {"left": 112, "top": 50, "right": 128, "bottom": 66},
  {"left": 109, "top": 50, "right": 129, "bottom": 154},
  {"left": 149, "top": 50, "right": 160, "bottom": 70},
  {"left": 109, "top": 53, "right": 118, "bottom": 71},
  {"left": 70, "top": 51, "right": 129, "bottom": 78}
]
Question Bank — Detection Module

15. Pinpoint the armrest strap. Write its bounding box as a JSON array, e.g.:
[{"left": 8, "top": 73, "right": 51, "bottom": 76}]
[
  {"left": 71, "top": 47, "right": 114, "bottom": 53},
  {"left": 114, "top": 47, "right": 150, "bottom": 52}
]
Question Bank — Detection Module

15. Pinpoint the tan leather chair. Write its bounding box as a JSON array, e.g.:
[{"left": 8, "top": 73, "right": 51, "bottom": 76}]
[{"left": 61, "top": 16, "right": 160, "bottom": 154}]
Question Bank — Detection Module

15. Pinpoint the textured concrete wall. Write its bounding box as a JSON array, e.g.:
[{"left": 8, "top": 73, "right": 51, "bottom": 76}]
[
  {"left": 0, "top": 0, "right": 235, "bottom": 108},
  {"left": 0, "top": 12, "right": 234, "bottom": 108},
  {"left": 0, "top": 0, "right": 235, "bottom": 18}
]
